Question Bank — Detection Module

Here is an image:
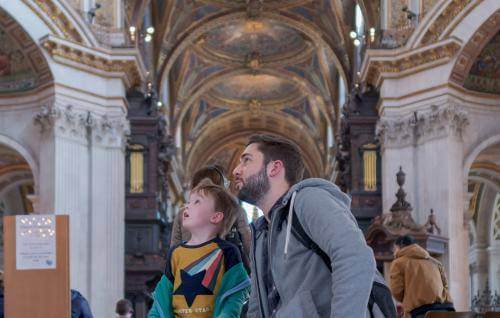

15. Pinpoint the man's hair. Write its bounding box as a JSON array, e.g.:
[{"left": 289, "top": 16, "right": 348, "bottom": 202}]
[
  {"left": 394, "top": 235, "right": 416, "bottom": 248},
  {"left": 247, "top": 134, "right": 305, "bottom": 185},
  {"left": 115, "top": 298, "right": 133, "bottom": 315},
  {"left": 191, "top": 179, "right": 240, "bottom": 236},
  {"left": 191, "top": 165, "right": 226, "bottom": 189}
]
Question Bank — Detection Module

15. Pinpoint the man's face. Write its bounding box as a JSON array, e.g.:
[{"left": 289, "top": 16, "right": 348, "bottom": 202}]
[
  {"left": 183, "top": 191, "right": 219, "bottom": 231},
  {"left": 232, "top": 143, "right": 270, "bottom": 205}
]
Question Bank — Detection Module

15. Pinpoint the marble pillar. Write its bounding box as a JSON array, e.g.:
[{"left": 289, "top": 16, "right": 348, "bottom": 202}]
[{"left": 377, "top": 102, "right": 471, "bottom": 309}]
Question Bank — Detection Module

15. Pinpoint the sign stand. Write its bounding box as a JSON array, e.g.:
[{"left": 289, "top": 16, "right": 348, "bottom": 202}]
[{"left": 4, "top": 215, "right": 70, "bottom": 318}]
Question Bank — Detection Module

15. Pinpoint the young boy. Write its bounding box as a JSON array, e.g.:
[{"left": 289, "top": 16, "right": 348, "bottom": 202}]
[{"left": 148, "top": 179, "right": 250, "bottom": 318}]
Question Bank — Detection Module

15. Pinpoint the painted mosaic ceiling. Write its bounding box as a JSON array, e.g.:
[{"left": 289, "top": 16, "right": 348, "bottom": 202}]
[
  {"left": 0, "top": 8, "right": 52, "bottom": 94},
  {"left": 146, "top": 0, "right": 360, "bottom": 176},
  {"left": 464, "top": 31, "right": 500, "bottom": 94}
]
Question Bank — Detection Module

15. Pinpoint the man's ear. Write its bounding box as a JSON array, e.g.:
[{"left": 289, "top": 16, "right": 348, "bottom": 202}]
[
  {"left": 267, "top": 160, "right": 284, "bottom": 178},
  {"left": 210, "top": 211, "right": 224, "bottom": 224}
]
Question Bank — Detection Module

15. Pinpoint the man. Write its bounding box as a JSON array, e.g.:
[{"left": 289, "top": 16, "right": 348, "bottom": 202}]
[
  {"left": 233, "top": 134, "right": 376, "bottom": 318},
  {"left": 389, "top": 235, "right": 454, "bottom": 318}
]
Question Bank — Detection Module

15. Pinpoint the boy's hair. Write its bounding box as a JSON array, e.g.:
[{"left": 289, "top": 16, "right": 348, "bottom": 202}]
[
  {"left": 191, "top": 178, "right": 240, "bottom": 236},
  {"left": 191, "top": 165, "right": 226, "bottom": 189},
  {"left": 394, "top": 235, "right": 416, "bottom": 248},
  {"left": 247, "top": 134, "right": 305, "bottom": 185}
]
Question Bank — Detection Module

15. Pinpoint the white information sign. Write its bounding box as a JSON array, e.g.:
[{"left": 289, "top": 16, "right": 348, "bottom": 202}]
[{"left": 16, "top": 215, "right": 56, "bottom": 270}]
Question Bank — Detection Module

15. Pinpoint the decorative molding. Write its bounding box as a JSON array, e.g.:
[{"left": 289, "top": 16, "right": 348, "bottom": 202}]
[
  {"left": 91, "top": 114, "right": 130, "bottom": 149},
  {"left": 41, "top": 36, "right": 145, "bottom": 87},
  {"left": 362, "top": 39, "right": 461, "bottom": 87},
  {"left": 20, "top": 0, "right": 83, "bottom": 43},
  {"left": 376, "top": 104, "right": 469, "bottom": 149},
  {"left": 34, "top": 103, "right": 89, "bottom": 141},
  {"left": 420, "top": 0, "right": 481, "bottom": 46},
  {"left": 34, "top": 103, "right": 130, "bottom": 148},
  {"left": 450, "top": 10, "right": 500, "bottom": 87}
]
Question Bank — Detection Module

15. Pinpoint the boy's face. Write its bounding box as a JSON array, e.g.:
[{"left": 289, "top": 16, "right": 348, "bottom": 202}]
[{"left": 183, "top": 191, "right": 223, "bottom": 232}]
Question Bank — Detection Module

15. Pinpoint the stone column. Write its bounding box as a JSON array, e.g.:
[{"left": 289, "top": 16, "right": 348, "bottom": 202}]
[
  {"left": 35, "top": 102, "right": 93, "bottom": 296},
  {"left": 34, "top": 102, "right": 129, "bottom": 317},
  {"left": 488, "top": 242, "right": 500, "bottom": 293},
  {"left": 377, "top": 103, "right": 471, "bottom": 309},
  {"left": 88, "top": 112, "right": 129, "bottom": 317}
]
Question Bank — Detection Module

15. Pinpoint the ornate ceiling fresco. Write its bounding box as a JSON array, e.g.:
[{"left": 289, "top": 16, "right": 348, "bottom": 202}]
[
  {"left": 464, "top": 31, "right": 500, "bottom": 94},
  {"left": 139, "top": 0, "right": 359, "bottom": 178},
  {"left": 0, "top": 8, "right": 52, "bottom": 94}
]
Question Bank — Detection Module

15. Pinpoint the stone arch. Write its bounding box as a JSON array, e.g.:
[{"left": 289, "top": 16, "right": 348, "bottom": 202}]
[
  {"left": 0, "top": 135, "right": 38, "bottom": 194},
  {"left": 407, "top": 0, "right": 498, "bottom": 48},
  {"left": 0, "top": 0, "right": 97, "bottom": 46},
  {"left": 463, "top": 135, "right": 500, "bottom": 181},
  {"left": 449, "top": 10, "right": 500, "bottom": 89}
]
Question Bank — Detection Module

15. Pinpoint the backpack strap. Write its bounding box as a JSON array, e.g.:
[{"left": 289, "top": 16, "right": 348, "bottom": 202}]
[{"left": 289, "top": 207, "right": 332, "bottom": 273}]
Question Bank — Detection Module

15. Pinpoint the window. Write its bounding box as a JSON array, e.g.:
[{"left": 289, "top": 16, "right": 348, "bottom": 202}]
[
  {"left": 129, "top": 144, "right": 144, "bottom": 193},
  {"left": 492, "top": 193, "right": 500, "bottom": 241},
  {"left": 362, "top": 144, "right": 378, "bottom": 191}
]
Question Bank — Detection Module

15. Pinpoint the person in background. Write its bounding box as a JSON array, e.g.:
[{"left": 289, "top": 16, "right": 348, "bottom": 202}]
[
  {"left": 71, "top": 289, "right": 93, "bottom": 318},
  {"left": 116, "top": 298, "right": 134, "bottom": 318},
  {"left": 389, "top": 235, "right": 454, "bottom": 318},
  {"left": 170, "top": 165, "right": 251, "bottom": 270}
]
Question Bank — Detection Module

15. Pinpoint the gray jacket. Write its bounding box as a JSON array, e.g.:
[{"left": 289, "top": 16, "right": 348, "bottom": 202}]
[{"left": 248, "top": 178, "right": 376, "bottom": 318}]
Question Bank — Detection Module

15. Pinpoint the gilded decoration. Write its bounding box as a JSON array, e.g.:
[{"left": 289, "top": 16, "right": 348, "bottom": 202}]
[
  {"left": 157, "top": 1, "right": 355, "bottom": 183},
  {"left": 41, "top": 37, "right": 143, "bottom": 87},
  {"left": 464, "top": 31, "right": 500, "bottom": 94},
  {"left": 389, "top": 0, "right": 410, "bottom": 29},
  {"left": 21, "top": 0, "right": 83, "bottom": 43},
  {"left": 450, "top": 10, "right": 500, "bottom": 93},
  {"left": 94, "top": 0, "right": 116, "bottom": 27},
  {"left": 420, "top": 0, "right": 479, "bottom": 45},
  {"left": 363, "top": 40, "right": 461, "bottom": 86}
]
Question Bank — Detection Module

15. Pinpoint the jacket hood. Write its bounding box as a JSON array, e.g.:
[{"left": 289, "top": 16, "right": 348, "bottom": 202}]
[
  {"left": 396, "top": 244, "right": 430, "bottom": 259},
  {"left": 284, "top": 178, "right": 351, "bottom": 209}
]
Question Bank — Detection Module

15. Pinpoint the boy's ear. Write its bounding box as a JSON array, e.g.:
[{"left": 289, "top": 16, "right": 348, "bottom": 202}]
[{"left": 210, "top": 211, "right": 224, "bottom": 224}]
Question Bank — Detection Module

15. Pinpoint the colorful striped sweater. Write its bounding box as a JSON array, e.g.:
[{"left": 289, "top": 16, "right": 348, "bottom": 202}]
[{"left": 148, "top": 238, "right": 250, "bottom": 318}]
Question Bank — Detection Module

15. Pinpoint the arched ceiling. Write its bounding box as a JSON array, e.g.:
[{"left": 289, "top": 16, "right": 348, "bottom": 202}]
[
  {"left": 0, "top": 8, "right": 52, "bottom": 94},
  {"left": 137, "top": 0, "right": 359, "bottom": 177},
  {"left": 0, "top": 143, "right": 33, "bottom": 193},
  {"left": 464, "top": 31, "right": 500, "bottom": 95}
]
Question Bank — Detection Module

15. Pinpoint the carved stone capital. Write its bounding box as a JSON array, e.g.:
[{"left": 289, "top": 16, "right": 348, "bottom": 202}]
[
  {"left": 376, "top": 104, "right": 469, "bottom": 149},
  {"left": 92, "top": 114, "right": 130, "bottom": 149},
  {"left": 34, "top": 103, "right": 91, "bottom": 142},
  {"left": 34, "top": 104, "right": 130, "bottom": 148}
]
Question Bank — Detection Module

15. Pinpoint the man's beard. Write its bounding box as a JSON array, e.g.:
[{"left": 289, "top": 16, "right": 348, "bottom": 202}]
[{"left": 237, "top": 166, "right": 270, "bottom": 205}]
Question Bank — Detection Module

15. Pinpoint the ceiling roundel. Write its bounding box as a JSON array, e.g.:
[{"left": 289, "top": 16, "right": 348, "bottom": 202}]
[
  {"left": 210, "top": 74, "right": 298, "bottom": 102},
  {"left": 200, "top": 19, "right": 308, "bottom": 62}
]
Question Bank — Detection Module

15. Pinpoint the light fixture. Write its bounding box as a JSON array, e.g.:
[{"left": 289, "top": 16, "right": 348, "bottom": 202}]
[
  {"left": 369, "top": 27, "right": 376, "bottom": 42},
  {"left": 353, "top": 38, "right": 361, "bottom": 46},
  {"left": 129, "top": 26, "right": 136, "bottom": 42},
  {"left": 146, "top": 26, "right": 155, "bottom": 34},
  {"left": 144, "top": 34, "right": 152, "bottom": 42},
  {"left": 157, "top": 101, "right": 163, "bottom": 108},
  {"left": 349, "top": 31, "right": 358, "bottom": 39}
]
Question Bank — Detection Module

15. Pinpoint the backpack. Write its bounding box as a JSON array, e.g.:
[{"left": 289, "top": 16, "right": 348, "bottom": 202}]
[
  {"left": 285, "top": 207, "right": 397, "bottom": 318},
  {"left": 225, "top": 225, "right": 251, "bottom": 273}
]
